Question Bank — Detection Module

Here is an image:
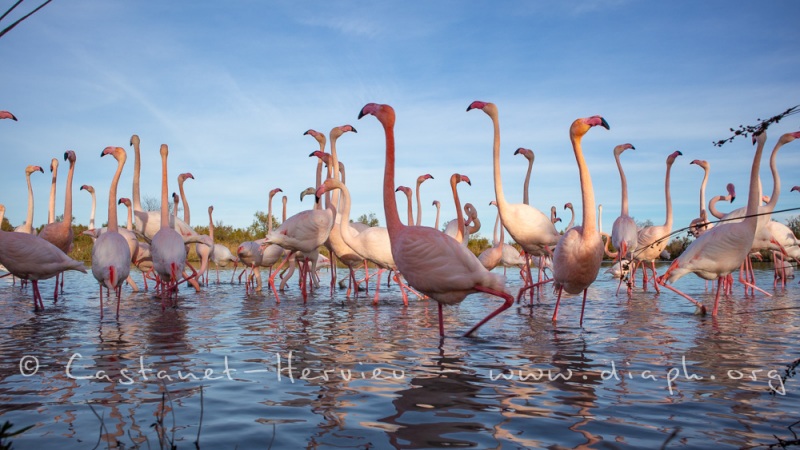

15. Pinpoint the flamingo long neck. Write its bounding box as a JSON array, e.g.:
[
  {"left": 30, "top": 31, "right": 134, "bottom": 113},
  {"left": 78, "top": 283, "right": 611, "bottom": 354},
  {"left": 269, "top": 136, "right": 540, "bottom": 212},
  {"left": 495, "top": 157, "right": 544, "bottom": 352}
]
[
  {"left": 25, "top": 171, "right": 34, "bottom": 233},
  {"left": 281, "top": 196, "right": 287, "bottom": 222},
  {"left": 268, "top": 192, "right": 276, "bottom": 234},
  {"left": 490, "top": 108, "right": 508, "bottom": 211},
  {"left": 48, "top": 161, "right": 57, "bottom": 224},
  {"left": 382, "top": 118, "right": 404, "bottom": 234},
  {"left": 89, "top": 190, "right": 96, "bottom": 230},
  {"left": 415, "top": 180, "right": 424, "bottom": 227},
  {"left": 403, "top": 190, "right": 413, "bottom": 226},
  {"left": 159, "top": 146, "right": 169, "bottom": 229},
  {"left": 108, "top": 154, "right": 125, "bottom": 233},
  {"left": 744, "top": 135, "right": 768, "bottom": 229},
  {"left": 699, "top": 166, "right": 709, "bottom": 221},
  {"left": 451, "top": 177, "right": 465, "bottom": 243},
  {"left": 330, "top": 132, "right": 342, "bottom": 219},
  {"left": 570, "top": 132, "right": 597, "bottom": 236},
  {"left": 208, "top": 209, "right": 214, "bottom": 241},
  {"left": 615, "top": 152, "right": 629, "bottom": 216},
  {"left": 708, "top": 195, "right": 727, "bottom": 219},
  {"left": 179, "top": 177, "right": 190, "bottom": 225},
  {"left": 132, "top": 137, "right": 143, "bottom": 212},
  {"left": 332, "top": 180, "right": 357, "bottom": 247},
  {"left": 434, "top": 202, "right": 440, "bottom": 230},
  {"left": 664, "top": 160, "right": 675, "bottom": 229},
  {"left": 125, "top": 203, "right": 133, "bottom": 230},
  {"left": 498, "top": 212, "right": 505, "bottom": 245},
  {"left": 764, "top": 138, "right": 784, "bottom": 215},
  {"left": 492, "top": 210, "right": 500, "bottom": 246},
  {"left": 522, "top": 157, "right": 533, "bottom": 205},
  {"left": 64, "top": 158, "right": 75, "bottom": 225}
]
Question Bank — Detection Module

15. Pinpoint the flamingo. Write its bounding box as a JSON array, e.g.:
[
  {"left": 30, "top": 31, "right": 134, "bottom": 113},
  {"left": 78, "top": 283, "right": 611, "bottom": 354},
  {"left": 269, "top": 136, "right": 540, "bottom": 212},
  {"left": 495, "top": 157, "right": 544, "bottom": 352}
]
[
  {"left": 396, "top": 186, "right": 414, "bottom": 225},
  {"left": 609, "top": 143, "right": 637, "bottom": 294},
  {"left": 0, "top": 110, "right": 18, "bottom": 121},
  {"left": 478, "top": 201, "right": 504, "bottom": 271},
  {"left": 176, "top": 172, "right": 213, "bottom": 284},
  {"left": 150, "top": 144, "right": 189, "bottom": 307},
  {"left": 14, "top": 165, "right": 44, "bottom": 234},
  {"left": 467, "top": 101, "right": 560, "bottom": 303},
  {"left": 0, "top": 206, "right": 86, "bottom": 310},
  {"left": 550, "top": 115, "right": 610, "bottom": 325},
  {"left": 117, "top": 198, "right": 150, "bottom": 290},
  {"left": 659, "top": 131, "right": 800, "bottom": 315},
  {"left": 80, "top": 185, "right": 96, "bottom": 230},
  {"left": 513, "top": 147, "right": 535, "bottom": 205},
  {"left": 39, "top": 151, "right": 77, "bottom": 299},
  {"left": 359, "top": 102, "right": 512, "bottom": 337},
  {"left": 415, "top": 174, "right": 434, "bottom": 226},
  {"left": 688, "top": 160, "right": 714, "bottom": 237},
  {"left": 632, "top": 150, "right": 682, "bottom": 292},
  {"left": 204, "top": 206, "right": 238, "bottom": 284},
  {"left": 46, "top": 157, "right": 58, "bottom": 225},
  {"left": 91, "top": 147, "right": 132, "bottom": 318},
  {"left": 563, "top": 202, "right": 576, "bottom": 231}
]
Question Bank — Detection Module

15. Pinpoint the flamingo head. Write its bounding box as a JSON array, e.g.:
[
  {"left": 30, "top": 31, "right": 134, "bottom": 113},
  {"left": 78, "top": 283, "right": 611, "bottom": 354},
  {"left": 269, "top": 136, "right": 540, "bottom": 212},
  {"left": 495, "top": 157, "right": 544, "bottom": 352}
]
[
  {"left": 667, "top": 150, "right": 683, "bottom": 164},
  {"left": 570, "top": 115, "right": 609, "bottom": 139},
  {"left": 564, "top": 202, "right": 573, "bottom": 211},
  {"left": 303, "top": 128, "right": 326, "bottom": 146},
  {"left": 726, "top": 183, "right": 736, "bottom": 202},
  {"left": 778, "top": 131, "right": 800, "bottom": 146},
  {"left": 358, "top": 103, "right": 395, "bottom": 128},
  {"left": 160, "top": 144, "right": 168, "bottom": 158},
  {"left": 0, "top": 110, "right": 18, "bottom": 121},
  {"left": 64, "top": 150, "right": 76, "bottom": 164},
  {"left": 514, "top": 147, "right": 535, "bottom": 161},
  {"left": 269, "top": 187, "right": 283, "bottom": 199},
  {"left": 299, "top": 187, "right": 316, "bottom": 202},
  {"left": 178, "top": 172, "right": 195, "bottom": 183},
  {"left": 432, "top": 200, "right": 440, "bottom": 208},
  {"left": 172, "top": 192, "right": 179, "bottom": 203},
  {"left": 331, "top": 124, "right": 357, "bottom": 140},
  {"left": 80, "top": 184, "right": 94, "bottom": 193},
  {"left": 752, "top": 129, "right": 767, "bottom": 147},
  {"left": 49, "top": 158, "right": 58, "bottom": 172},
  {"left": 208, "top": 205, "right": 213, "bottom": 214},
  {"left": 791, "top": 186, "right": 800, "bottom": 193},
  {"left": 417, "top": 173, "right": 434, "bottom": 184},
  {"left": 466, "top": 100, "right": 498, "bottom": 119},
  {"left": 457, "top": 174, "right": 471, "bottom": 186},
  {"left": 26, "top": 165, "right": 44, "bottom": 175},
  {"left": 613, "top": 143, "right": 634, "bottom": 156},
  {"left": 395, "top": 186, "right": 412, "bottom": 197},
  {"left": 130, "top": 134, "right": 140, "bottom": 147},
  {"left": 118, "top": 197, "right": 129, "bottom": 206},
  {"left": 101, "top": 146, "right": 126, "bottom": 163},
  {"left": 490, "top": 200, "right": 498, "bottom": 207}
]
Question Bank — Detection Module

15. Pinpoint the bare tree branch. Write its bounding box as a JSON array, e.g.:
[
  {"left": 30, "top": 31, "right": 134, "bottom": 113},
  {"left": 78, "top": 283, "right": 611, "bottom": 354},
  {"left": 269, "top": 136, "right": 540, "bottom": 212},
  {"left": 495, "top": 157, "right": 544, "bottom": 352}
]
[{"left": 0, "top": 0, "right": 54, "bottom": 40}]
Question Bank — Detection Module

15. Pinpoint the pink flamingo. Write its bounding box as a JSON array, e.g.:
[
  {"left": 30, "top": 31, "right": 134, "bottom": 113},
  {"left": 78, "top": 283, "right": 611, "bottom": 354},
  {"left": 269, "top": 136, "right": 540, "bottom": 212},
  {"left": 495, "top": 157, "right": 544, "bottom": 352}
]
[
  {"left": 632, "top": 150, "right": 682, "bottom": 292},
  {"left": 467, "top": 101, "right": 560, "bottom": 303},
  {"left": 659, "top": 131, "right": 800, "bottom": 315},
  {"left": 551, "top": 116, "right": 610, "bottom": 325},
  {"left": 150, "top": 144, "right": 189, "bottom": 307},
  {"left": 513, "top": 147, "right": 535, "bottom": 205},
  {"left": 359, "top": 102, "right": 512, "bottom": 337},
  {"left": 610, "top": 143, "right": 637, "bottom": 294},
  {"left": 688, "top": 160, "right": 714, "bottom": 237},
  {"left": 0, "top": 206, "right": 86, "bottom": 310},
  {"left": 14, "top": 165, "right": 44, "bottom": 235},
  {"left": 39, "top": 151, "right": 77, "bottom": 299},
  {"left": 91, "top": 147, "right": 132, "bottom": 318}
]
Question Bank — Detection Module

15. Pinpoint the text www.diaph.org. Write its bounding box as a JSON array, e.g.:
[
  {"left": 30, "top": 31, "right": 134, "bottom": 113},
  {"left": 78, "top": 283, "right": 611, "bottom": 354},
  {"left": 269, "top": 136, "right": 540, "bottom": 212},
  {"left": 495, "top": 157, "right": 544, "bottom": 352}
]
[{"left": 17, "top": 353, "right": 787, "bottom": 395}]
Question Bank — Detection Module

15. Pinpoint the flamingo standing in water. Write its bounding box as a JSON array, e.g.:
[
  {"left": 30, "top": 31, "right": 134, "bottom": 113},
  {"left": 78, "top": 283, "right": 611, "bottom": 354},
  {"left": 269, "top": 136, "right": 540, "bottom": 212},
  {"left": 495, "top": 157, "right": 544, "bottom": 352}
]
[
  {"left": 467, "top": 101, "right": 560, "bottom": 303},
  {"left": 92, "top": 147, "right": 132, "bottom": 318},
  {"left": 359, "top": 102, "right": 512, "bottom": 337},
  {"left": 632, "top": 151, "right": 682, "bottom": 292},
  {"left": 0, "top": 206, "right": 86, "bottom": 310},
  {"left": 39, "top": 151, "right": 77, "bottom": 299},
  {"left": 478, "top": 200, "right": 504, "bottom": 271},
  {"left": 609, "top": 143, "right": 637, "bottom": 295},
  {"left": 150, "top": 144, "right": 189, "bottom": 307},
  {"left": 551, "top": 116, "right": 610, "bottom": 326},
  {"left": 14, "top": 165, "right": 44, "bottom": 235},
  {"left": 659, "top": 131, "right": 800, "bottom": 315}
]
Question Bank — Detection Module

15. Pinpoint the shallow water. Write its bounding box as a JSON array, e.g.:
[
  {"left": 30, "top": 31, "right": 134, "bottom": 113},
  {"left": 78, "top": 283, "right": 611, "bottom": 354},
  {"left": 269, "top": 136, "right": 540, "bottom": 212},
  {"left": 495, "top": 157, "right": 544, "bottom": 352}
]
[{"left": 0, "top": 262, "right": 798, "bottom": 449}]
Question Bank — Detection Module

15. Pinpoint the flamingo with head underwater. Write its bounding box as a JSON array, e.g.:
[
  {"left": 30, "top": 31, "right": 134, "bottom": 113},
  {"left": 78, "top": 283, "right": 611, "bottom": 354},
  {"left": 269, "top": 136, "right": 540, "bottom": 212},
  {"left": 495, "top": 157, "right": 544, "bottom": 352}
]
[{"left": 359, "top": 102, "right": 513, "bottom": 337}]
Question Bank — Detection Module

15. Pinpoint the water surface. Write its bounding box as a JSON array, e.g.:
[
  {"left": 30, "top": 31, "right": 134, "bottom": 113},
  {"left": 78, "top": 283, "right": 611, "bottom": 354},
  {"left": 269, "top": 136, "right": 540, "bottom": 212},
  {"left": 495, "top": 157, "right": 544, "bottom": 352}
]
[{"left": 0, "top": 263, "right": 797, "bottom": 449}]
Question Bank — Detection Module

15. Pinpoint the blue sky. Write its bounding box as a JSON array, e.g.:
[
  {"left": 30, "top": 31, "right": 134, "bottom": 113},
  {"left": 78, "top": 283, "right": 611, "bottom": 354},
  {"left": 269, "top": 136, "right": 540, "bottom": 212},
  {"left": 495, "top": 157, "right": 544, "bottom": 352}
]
[{"left": 1, "top": 1, "right": 799, "bottom": 243}]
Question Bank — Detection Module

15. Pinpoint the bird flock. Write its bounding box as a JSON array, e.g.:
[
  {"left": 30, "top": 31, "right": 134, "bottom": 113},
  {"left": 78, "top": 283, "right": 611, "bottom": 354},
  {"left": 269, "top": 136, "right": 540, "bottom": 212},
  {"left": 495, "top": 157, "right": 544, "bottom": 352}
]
[{"left": 0, "top": 104, "right": 799, "bottom": 338}]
